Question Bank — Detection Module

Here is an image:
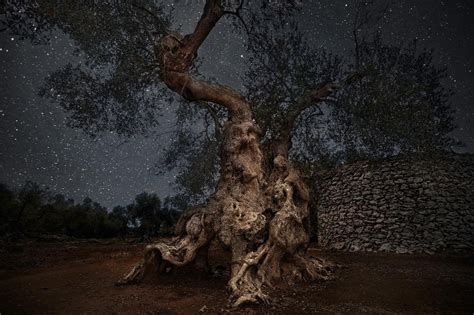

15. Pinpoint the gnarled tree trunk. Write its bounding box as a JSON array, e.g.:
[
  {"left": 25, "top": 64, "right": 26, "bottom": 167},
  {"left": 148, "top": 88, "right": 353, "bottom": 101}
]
[
  {"left": 117, "top": 0, "right": 335, "bottom": 307},
  {"left": 117, "top": 116, "right": 333, "bottom": 307}
]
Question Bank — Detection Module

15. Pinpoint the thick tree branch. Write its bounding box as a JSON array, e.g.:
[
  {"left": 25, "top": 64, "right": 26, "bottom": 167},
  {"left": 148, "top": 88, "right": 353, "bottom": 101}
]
[
  {"left": 272, "top": 70, "right": 367, "bottom": 158},
  {"left": 288, "top": 70, "right": 366, "bottom": 132},
  {"left": 269, "top": 83, "right": 339, "bottom": 159},
  {"left": 165, "top": 0, "right": 224, "bottom": 73},
  {"left": 160, "top": 71, "right": 251, "bottom": 121},
  {"left": 287, "top": 83, "right": 339, "bottom": 126},
  {"left": 157, "top": 0, "right": 251, "bottom": 121}
]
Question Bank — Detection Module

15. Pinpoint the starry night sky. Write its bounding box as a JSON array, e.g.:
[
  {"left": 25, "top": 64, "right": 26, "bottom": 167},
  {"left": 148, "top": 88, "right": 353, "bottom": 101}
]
[{"left": 1, "top": 0, "right": 473, "bottom": 209}]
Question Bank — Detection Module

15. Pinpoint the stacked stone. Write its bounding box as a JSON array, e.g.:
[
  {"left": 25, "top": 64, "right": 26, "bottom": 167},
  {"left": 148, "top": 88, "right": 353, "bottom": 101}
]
[{"left": 314, "top": 154, "right": 474, "bottom": 254}]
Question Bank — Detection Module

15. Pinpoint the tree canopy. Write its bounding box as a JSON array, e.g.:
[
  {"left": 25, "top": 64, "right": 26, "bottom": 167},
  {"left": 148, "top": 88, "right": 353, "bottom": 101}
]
[{"left": 1, "top": 0, "right": 460, "bottom": 205}]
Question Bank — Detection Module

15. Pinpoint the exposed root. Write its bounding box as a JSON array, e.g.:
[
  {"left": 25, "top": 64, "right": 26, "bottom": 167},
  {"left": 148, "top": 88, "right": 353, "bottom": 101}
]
[
  {"left": 232, "top": 288, "right": 270, "bottom": 308},
  {"left": 226, "top": 246, "right": 336, "bottom": 307},
  {"left": 116, "top": 212, "right": 212, "bottom": 285},
  {"left": 228, "top": 244, "right": 270, "bottom": 307},
  {"left": 290, "top": 254, "right": 336, "bottom": 282},
  {"left": 115, "top": 245, "right": 161, "bottom": 285},
  {"left": 230, "top": 268, "right": 270, "bottom": 308},
  {"left": 229, "top": 244, "right": 268, "bottom": 291},
  {"left": 227, "top": 243, "right": 336, "bottom": 307},
  {"left": 224, "top": 154, "right": 337, "bottom": 307}
]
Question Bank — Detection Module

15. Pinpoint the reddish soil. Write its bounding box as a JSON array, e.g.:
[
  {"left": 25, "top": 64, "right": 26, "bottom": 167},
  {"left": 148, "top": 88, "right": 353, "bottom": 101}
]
[{"left": 0, "top": 240, "right": 473, "bottom": 314}]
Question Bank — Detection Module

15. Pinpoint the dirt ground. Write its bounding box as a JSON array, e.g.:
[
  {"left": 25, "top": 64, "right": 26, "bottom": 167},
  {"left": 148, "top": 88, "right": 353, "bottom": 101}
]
[{"left": 0, "top": 240, "right": 473, "bottom": 314}]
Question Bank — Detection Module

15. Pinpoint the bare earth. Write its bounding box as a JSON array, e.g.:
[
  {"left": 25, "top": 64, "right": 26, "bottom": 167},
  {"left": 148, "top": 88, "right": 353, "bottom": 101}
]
[{"left": 0, "top": 240, "right": 473, "bottom": 314}]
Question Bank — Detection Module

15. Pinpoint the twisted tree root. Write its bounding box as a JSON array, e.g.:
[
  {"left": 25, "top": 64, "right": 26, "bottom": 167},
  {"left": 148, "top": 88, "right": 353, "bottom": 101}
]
[{"left": 116, "top": 212, "right": 211, "bottom": 285}]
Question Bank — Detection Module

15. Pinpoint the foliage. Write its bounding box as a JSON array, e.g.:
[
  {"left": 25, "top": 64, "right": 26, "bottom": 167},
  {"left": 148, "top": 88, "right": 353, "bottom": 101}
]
[
  {"left": 1, "top": 0, "right": 461, "bottom": 203},
  {"left": 127, "top": 192, "right": 179, "bottom": 237},
  {"left": 3, "top": 0, "right": 174, "bottom": 137},
  {"left": 0, "top": 182, "right": 179, "bottom": 239},
  {"left": 294, "top": 36, "right": 458, "bottom": 164},
  {"left": 331, "top": 36, "right": 457, "bottom": 160},
  {"left": 243, "top": 8, "right": 342, "bottom": 138},
  {"left": 155, "top": 101, "right": 223, "bottom": 207}
]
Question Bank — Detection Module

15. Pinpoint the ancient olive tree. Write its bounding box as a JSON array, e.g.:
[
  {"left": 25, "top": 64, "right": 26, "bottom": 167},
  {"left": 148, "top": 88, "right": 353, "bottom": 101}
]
[
  {"left": 114, "top": 2, "right": 337, "bottom": 306},
  {"left": 3, "top": 0, "right": 337, "bottom": 305},
  {"left": 3, "top": 0, "right": 458, "bottom": 307}
]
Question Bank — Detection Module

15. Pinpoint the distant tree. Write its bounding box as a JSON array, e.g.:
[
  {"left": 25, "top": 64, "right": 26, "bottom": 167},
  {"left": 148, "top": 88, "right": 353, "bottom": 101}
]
[
  {"left": 13, "top": 181, "right": 49, "bottom": 236},
  {"left": 160, "top": 197, "right": 181, "bottom": 235},
  {"left": 64, "top": 197, "right": 108, "bottom": 238},
  {"left": 107, "top": 206, "right": 130, "bottom": 238},
  {"left": 128, "top": 192, "right": 163, "bottom": 238},
  {"left": 0, "top": 182, "right": 182, "bottom": 239},
  {"left": 0, "top": 183, "right": 16, "bottom": 236},
  {"left": 37, "top": 193, "right": 74, "bottom": 235}
]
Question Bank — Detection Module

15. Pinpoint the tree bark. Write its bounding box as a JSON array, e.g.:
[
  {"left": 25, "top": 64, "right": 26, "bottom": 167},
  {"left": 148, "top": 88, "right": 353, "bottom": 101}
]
[{"left": 117, "top": 0, "right": 334, "bottom": 307}]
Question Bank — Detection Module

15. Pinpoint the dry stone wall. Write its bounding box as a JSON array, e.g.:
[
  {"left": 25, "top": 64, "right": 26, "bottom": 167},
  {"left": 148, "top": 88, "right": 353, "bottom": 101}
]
[{"left": 313, "top": 154, "right": 474, "bottom": 254}]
